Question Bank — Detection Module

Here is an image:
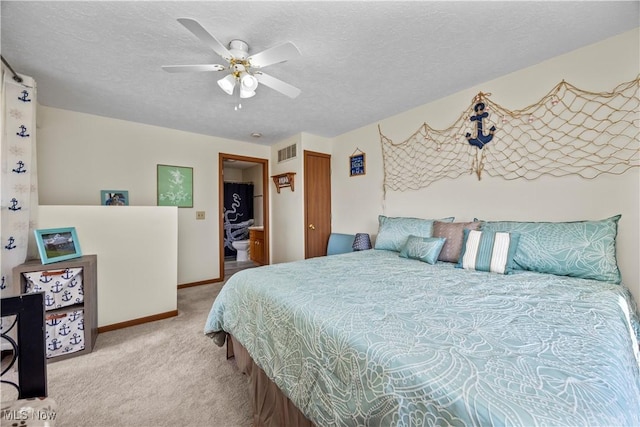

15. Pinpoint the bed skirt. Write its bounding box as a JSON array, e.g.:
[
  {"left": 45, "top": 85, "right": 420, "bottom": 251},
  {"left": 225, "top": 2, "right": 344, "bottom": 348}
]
[{"left": 228, "top": 334, "right": 314, "bottom": 427}]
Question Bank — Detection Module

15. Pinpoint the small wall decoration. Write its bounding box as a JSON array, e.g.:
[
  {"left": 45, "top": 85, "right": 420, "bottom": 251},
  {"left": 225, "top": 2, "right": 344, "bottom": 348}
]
[
  {"left": 157, "top": 165, "right": 193, "bottom": 208},
  {"left": 34, "top": 227, "right": 82, "bottom": 264},
  {"left": 100, "top": 190, "right": 129, "bottom": 206},
  {"left": 271, "top": 172, "right": 296, "bottom": 193},
  {"left": 349, "top": 149, "right": 366, "bottom": 177}
]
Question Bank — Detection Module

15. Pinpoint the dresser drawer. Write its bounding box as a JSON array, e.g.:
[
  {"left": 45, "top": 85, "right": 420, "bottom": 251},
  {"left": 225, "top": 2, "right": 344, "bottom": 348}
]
[
  {"left": 45, "top": 308, "right": 85, "bottom": 358},
  {"left": 23, "top": 267, "right": 84, "bottom": 310}
]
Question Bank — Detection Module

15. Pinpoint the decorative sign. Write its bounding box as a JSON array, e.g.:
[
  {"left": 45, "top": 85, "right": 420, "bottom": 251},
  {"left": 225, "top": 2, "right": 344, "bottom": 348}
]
[
  {"left": 271, "top": 172, "right": 296, "bottom": 193},
  {"left": 350, "top": 149, "right": 366, "bottom": 177}
]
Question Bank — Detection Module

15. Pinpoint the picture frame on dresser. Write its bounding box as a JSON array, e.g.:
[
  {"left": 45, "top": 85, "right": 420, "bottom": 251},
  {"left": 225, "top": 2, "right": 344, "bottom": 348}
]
[{"left": 34, "top": 227, "right": 82, "bottom": 265}]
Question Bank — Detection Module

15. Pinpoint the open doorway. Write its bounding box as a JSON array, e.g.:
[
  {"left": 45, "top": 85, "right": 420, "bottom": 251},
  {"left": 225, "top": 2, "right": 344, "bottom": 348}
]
[{"left": 219, "top": 153, "right": 269, "bottom": 280}]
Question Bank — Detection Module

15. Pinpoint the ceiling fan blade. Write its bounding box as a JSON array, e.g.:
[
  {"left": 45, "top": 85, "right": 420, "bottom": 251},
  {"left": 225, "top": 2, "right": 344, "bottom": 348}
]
[
  {"left": 162, "top": 64, "right": 226, "bottom": 73},
  {"left": 176, "top": 18, "right": 233, "bottom": 62},
  {"left": 254, "top": 72, "right": 301, "bottom": 99},
  {"left": 248, "top": 42, "right": 301, "bottom": 68}
]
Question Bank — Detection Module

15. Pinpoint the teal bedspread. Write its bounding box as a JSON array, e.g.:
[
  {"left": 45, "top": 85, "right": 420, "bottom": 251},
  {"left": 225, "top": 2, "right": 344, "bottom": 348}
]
[{"left": 205, "top": 250, "right": 640, "bottom": 426}]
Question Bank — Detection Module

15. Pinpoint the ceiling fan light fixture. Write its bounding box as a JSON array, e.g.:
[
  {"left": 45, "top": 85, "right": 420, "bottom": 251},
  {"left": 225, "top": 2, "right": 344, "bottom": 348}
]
[
  {"left": 240, "top": 73, "right": 258, "bottom": 91},
  {"left": 240, "top": 88, "right": 256, "bottom": 99},
  {"left": 217, "top": 74, "right": 236, "bottom": 95}
]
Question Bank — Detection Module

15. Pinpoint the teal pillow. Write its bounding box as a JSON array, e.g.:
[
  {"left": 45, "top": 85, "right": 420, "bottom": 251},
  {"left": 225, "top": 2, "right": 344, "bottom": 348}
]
[
  {"left": 399, "top": 236, "right": 447, "bottom": 265},
  {"left": 479, "top": 215, "right": 621, "bottom": 283},
  {"left": 374, "top": 215, "right": 454, "bottom": 252},
  {"left": 457, "top": 229, "right": 520, "bottom": 274}
]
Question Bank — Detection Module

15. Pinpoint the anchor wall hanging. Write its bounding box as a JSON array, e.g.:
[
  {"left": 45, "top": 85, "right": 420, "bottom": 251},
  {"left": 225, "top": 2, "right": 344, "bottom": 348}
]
[{"left": 379, "top": 76, "right": 640, "bottom": 191}]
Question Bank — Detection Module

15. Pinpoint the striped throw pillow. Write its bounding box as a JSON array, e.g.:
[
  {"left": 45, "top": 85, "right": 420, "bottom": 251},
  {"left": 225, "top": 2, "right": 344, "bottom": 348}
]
[{"left": 457, "top": 229, "right": 520, "bottom": 274}]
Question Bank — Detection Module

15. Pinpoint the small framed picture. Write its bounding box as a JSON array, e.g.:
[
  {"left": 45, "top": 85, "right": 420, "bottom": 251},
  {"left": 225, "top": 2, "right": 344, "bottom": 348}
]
[
  {"left": 34, "top": 227, "right": 82, "bottom": 265},
  {"left": 350, "top": 152, "right": 366, "bottom": 177},
  {"left": 101, "top": 190, "right": 129, "bottom": 206},
  {"left": 157, "top": 164, "right": 193, "bottom": 208}
]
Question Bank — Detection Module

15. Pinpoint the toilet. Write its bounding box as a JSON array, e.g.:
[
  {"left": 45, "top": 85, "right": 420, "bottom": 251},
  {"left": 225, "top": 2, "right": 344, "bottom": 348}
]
[{"left": 231, "top": 239, "right": 250, "bottom": 262}]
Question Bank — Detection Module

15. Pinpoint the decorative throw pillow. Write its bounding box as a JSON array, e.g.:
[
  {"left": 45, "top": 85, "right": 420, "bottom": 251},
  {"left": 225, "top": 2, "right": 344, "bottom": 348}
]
[
  {"left": 374, "top": 215, "right": 454, "bottom": 252},
  {"left": 399, "top": 236, "right": 447, "bottom": 265},
  {"left": 433, "top": 221, "right": 481, "bottom": 263},
  {"left": 479, "top": 215, "right": 621, "bottom": 283},
  {"left": 457, "top": 229, "right": 520, "bottom": 274}
]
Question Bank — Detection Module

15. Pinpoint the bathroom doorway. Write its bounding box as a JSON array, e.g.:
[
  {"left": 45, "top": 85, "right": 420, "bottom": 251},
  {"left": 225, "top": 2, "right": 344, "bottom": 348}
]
[{"left": 219, "top": 153, "right": 269, "bottom": 279}]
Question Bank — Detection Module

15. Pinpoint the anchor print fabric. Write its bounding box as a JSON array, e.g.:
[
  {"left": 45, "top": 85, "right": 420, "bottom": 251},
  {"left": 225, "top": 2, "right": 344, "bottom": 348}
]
[
  {"left": 45, "top": 309, "right": 85, "bottom": 358},
  {"left": 23, "top": 268, "right": 84, "bottom": 309},
  {"left": 0, "top": 70, "right": 38, "bottom": 297}
]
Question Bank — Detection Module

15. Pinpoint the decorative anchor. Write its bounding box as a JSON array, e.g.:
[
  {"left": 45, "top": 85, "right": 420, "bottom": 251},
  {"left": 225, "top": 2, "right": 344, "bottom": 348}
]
[
  {"left": 18, "top": 90, "right": 31, "bottom": 102},
  {"left": 69, "top": 333, "right": 82, "bottom": 345},
  {"left": 48, "top": 338, "right": 62, "bottom": 352},
  {"left": 44, "top": 294, "right": 56, "bottom": 307},
  {"left": 466, "top": 102, "right": 496, "bottom": 149},
  {"left": 61, "top": 290, "right": 73, "bottom": 302},
  {"left": 51, "top": 282, "right": 64, "bottom": 293},
  {"left": 58, "top": 324, "right": 71, "bottom": 336},
  {"left": 4, "top": 237, "right": 16, "bottom": 250},
  {"left": 69, "top": 311, "right": 81, "bottom": 322},
  {"left": 16, "top": 125, "right": 30, "bottom": 138},
  {"left": 47, "top": 317, "right": 61, "bottom": 327},
  {"left": 12, "top": 160, "right": 27, "bottom": 173},
  {"left": 62, "top": 269, "right": 73, "bottom": 279},
  {"left": 0, "top": 276, "right": 6, "bottom": 290},
  {"left": 39, "top": 274, "right": 53, "bottom": 284},
  {"left": 8, "top": 198, "right": 21, "bottom": 211}
]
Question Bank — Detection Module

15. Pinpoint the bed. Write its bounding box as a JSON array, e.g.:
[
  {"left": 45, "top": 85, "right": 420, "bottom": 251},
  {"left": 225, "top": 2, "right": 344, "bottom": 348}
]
[{"left": 205, "top": 215, "right": 640, "bottom": 426}]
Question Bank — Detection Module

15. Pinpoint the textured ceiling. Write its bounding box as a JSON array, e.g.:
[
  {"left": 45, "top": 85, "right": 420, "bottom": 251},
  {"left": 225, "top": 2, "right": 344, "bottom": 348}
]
[{"left": 1, "top": 1, "right": 638, "bottom": 145}]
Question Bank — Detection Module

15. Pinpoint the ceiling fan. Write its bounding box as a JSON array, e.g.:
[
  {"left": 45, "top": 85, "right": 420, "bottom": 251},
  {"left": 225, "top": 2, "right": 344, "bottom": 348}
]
[{"left": 162, "top": 18, "right": 301, "bottom": 99}]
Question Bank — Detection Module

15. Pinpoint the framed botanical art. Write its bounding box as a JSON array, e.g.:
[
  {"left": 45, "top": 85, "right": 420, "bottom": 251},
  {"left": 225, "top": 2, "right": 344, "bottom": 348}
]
[
  {"left": 157, "top": 164, "right": 193, "bottom": 208},
  {"left": 100, "top": 190, "right": 129, "bottom": 206},
  {"left": 34, "top": 227, "right": 82, "bottom": 264}
]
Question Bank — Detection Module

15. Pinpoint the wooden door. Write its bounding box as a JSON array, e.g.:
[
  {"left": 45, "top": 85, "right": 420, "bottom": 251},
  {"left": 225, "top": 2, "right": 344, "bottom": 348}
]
[{"left": 304, "top": 150, "right": 331, "bottom": 259}]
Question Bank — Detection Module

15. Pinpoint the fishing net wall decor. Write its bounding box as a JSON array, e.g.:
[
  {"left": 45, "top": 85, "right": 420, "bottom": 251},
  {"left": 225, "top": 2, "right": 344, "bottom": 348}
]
[{"left": 379, "top": 76, "right": 640, "bottom": 191}]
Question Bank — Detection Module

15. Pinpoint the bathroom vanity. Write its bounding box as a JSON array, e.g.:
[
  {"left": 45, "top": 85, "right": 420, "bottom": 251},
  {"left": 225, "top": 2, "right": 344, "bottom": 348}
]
[{"left": 249, "top": 226, "right": 265, "bottom": 265}]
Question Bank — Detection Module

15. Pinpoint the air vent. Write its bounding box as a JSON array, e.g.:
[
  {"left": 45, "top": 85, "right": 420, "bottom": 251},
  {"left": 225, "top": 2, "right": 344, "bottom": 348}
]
[{"left": 278, "top": 144, "right": 297, "bottom": 163}]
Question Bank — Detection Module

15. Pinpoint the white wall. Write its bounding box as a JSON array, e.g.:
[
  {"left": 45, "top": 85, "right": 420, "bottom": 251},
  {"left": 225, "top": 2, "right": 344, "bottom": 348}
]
[
  {"left": 37, "top": 206, "right": 177, "bottom": 327},
  {"left": 36, "top": 107, "right": 270, "bottom": 284},
  {"left": 331, "top": 28, "right": 640, "bottom": 304}
]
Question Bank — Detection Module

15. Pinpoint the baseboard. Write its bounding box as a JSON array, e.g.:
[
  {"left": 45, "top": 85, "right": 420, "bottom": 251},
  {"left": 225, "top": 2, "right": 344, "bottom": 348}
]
[
  {"left": 97, "top": 310, "right": 179, "bottom": 333},
  {"left": 178, "top": 278, "right": 223, "bottom": 289}
]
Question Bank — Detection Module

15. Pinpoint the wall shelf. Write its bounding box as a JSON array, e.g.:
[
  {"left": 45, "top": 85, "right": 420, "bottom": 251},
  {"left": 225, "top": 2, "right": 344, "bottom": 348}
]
[{"left": 271, "top": 172, "right": 296, "bottom": 193}]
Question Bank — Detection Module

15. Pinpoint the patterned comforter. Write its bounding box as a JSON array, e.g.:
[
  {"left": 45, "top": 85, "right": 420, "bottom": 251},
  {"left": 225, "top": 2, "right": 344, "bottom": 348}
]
[{"left": 205, "top": 249, "right": 640, "bottom": 426}]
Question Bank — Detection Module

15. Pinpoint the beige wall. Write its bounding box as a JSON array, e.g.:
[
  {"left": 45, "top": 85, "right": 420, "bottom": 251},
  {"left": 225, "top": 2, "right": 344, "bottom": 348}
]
[
  {"left": 37, "top": 206, "right": 177, "bottom": 327},
  {"left": 34, "top": 28, "right": 639, "bottom": 305},
  {"left": 331, "top": 28, "right": 640, "bottom": 303},
  {"left": 36, "top": 107, "right": 270, "bottom": 284}
]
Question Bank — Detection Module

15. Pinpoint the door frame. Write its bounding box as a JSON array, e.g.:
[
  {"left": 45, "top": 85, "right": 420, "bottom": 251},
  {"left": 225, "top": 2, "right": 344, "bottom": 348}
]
[{"left": 219, "top": 153, "right": 270, "bottom": 279}]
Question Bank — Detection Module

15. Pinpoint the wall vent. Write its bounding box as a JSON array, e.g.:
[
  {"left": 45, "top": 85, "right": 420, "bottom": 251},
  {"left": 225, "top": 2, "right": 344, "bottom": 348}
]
[{"left": 278, "top": 144, "right": 297, "bottom": 163}]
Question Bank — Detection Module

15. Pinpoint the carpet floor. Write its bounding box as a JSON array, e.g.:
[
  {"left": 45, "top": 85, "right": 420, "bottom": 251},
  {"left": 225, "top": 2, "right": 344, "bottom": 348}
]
[{"left": 47, "top": 281, "right": 252, "bottom": 426}]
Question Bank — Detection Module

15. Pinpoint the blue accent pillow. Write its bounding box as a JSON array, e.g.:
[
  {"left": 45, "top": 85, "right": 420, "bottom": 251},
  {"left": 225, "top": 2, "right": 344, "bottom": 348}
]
[
  {"left": 374, "top": 215, "right": 454, "bottom": 252},
  {"left": 479, "top": 215, "right": 621, "bottom": 283},
  {"left": 457, "top": 229, "right": 520, "bottom": 274},
  {"left": 399, "top": 236, "right": 447, "bottom": 265}
]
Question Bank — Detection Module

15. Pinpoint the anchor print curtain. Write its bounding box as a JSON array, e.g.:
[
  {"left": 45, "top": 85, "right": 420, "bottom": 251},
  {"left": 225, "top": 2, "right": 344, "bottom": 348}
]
[
  {"left": 0, "top": 68, "right": 38, "bottom": 297},
  {"left": 223, "top": 182, "right": 254, "bottom": 257}
]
